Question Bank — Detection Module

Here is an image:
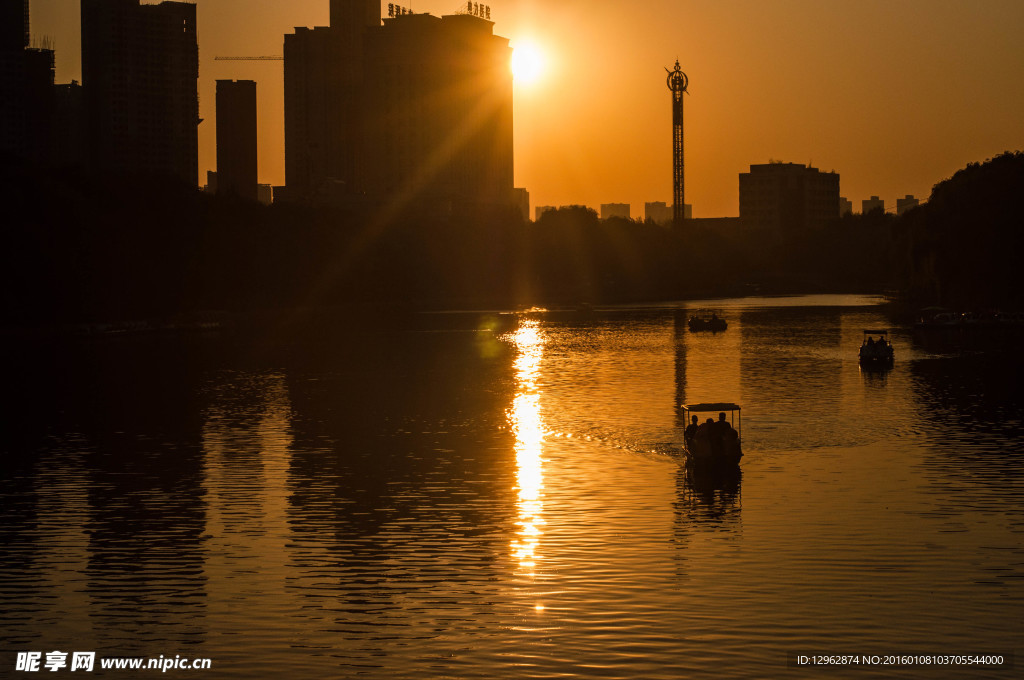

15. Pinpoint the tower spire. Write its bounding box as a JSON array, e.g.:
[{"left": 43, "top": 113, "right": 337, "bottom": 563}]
[{"left": 666, "top": 60, "right": 689, "bottom": 226}]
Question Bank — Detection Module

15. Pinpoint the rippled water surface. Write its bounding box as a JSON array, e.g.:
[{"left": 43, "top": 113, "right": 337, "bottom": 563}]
[{"left": 2, "top": 295, "right": 1022, "bottom": 678}]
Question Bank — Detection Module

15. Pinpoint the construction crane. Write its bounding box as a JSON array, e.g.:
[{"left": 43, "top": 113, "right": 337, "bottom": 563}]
[{"left": 214, "top": 56, "right": 283, "bottom": 61}]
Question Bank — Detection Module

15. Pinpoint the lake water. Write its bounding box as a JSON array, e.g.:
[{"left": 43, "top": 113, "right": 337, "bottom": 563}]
[{"left": 2, "top": 294, "right": 1022, "bottom": 678}]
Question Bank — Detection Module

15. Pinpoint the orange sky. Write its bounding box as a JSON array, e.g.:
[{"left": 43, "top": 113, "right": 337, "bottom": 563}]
[{"left": 30, "top": 0, "right": 1024, "bottom": 217}]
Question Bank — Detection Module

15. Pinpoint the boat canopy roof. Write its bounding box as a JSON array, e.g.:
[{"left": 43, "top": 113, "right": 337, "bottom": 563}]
[
  {"left": 682, "top": 402, "right": 741, "bottom": 413},
  {"left": 862, "top": 329, "right": 889, "bottom": 335}
]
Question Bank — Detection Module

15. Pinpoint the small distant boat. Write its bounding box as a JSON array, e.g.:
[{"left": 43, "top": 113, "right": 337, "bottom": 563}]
[
  {"left": 915, "top": 309, "right": 1024, "bottom": 330},
  {"left": 688, "top": 314, "right": 727, "bottom": 332},
  {"left": 681, "top": 402, "right": 742, "bottom": 471},
  {"left": 572, "top": 302, "right": 596, "bottom": 316},
  {"left": 914, "top": 307, "right": 957, "bottom": 329},
  {"left": 859, "top": 329, "right": 894, "bottom": 367}
]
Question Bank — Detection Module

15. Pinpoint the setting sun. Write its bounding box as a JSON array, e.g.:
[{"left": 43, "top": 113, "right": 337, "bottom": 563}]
[{"left": 510, "top": 42, "right": 546, "bottom": 84}]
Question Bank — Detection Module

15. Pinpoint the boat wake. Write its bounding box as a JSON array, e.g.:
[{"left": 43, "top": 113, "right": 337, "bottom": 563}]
[{"left": 545, "top": 427, "right": 687, "bottom": 462}]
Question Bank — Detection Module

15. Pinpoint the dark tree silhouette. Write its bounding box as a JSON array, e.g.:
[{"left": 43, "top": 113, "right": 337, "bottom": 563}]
[{"left": 3, "top": 151, "right": 1019, "bottom": 332}]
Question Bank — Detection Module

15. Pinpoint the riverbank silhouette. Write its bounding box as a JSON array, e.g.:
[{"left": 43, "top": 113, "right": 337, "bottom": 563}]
[{"left": 2, "top": 151, "right": 1021, "bottom": 331}]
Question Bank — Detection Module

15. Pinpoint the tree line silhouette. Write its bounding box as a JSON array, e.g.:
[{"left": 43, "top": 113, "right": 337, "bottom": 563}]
[{"left": 1, "top": 151, "right": 1021, "bottom": 329}]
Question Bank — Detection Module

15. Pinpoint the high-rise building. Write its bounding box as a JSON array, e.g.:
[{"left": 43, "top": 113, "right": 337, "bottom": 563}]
[
  {"left": 51, "top": 80, "right": 85, "bottom": 167},
  {"left": 0, "top": 0, "right": 54, "bottom": 164},
  {"left": 0, "top": 49, "right": 54, "bottom": 161},
  {"left": 283, "top": 2, "right": 514, "bottom": 210},
  {"left": 216, "top": 80, "right": 258, "bottom": 201},
  {"left": 862, "top": 195, "right": 884, "bottom": 214},
  {"left": 283, "top": 0, "right": 378, "bottom": 201},
  {"left": 739, "top": 162, "right": 840, "bottom": 230},
  {"left": 81, "top": 0, "right": 199, "bottom": 186},
  {"left": 600, "top": 203, "right": 631, "bottom": 220},
  {"left": 1, "top": 0, "right": 29, "bottom": 52},
  {"left": 363, "top": 12, "right": 513, "bottom": 210}
]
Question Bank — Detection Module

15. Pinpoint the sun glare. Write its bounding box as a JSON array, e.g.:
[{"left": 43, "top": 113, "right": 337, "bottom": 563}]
[{"left": 511, "top": 42, "right": 545, "bottom": 84}]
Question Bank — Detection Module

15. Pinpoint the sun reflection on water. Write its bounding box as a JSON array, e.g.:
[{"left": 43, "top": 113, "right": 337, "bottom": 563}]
[{"left": 506, "top": 320, "right": 547, "bottom": 578}]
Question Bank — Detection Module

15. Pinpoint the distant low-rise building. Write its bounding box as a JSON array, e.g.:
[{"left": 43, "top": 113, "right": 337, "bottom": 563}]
[
  {"left": 257, "top": 184, "right": 273, "bottom": 205},
  {"left": 535, "top": 205, "right": 555, "bottom": 221},
  {"left": 862, "top": 195, "right": 884, "bottom": 214},
  {"left": 896, "top": 194, "right": 919, "bottom": 215},
  {"left": 644, "top": 201, "right": 672, "bottom": 225},
  {"left": 839, "top": 197, "right": 853, "bottom": 217},
  {"left": 513, "top": 187, "right": 530, "bottom": 221},
  {"left": 644, "top": 201, "right": 689, "bottom": 224},
  {"left": 690, "top": 217, "right": 742, "bottom": 232},
  {"left": 739, "top": 162, "right": 840, "bottom": 230},
  {"left": 600, "top": 203, "right": 630, "bottom": 220}
]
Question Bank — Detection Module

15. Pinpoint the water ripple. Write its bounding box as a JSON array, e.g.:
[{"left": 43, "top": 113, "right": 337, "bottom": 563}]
[{"left": 1, "top": 300, "right": 1022, "bottom": 678}]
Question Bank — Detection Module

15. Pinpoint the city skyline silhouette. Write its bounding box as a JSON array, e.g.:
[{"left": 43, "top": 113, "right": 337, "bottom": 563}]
[{"left": 23, "top": 0, "right": 1024, "bottom": 217}]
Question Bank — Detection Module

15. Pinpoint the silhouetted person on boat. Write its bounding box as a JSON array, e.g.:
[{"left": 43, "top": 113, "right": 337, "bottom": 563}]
[
  {"left": 714, "top": 412, "right": 739, "bottom": 459},
  {"left": 712, "top": 411, "right": 732, "bottom": 448},
  {"left": 866, "top": 336, "right": 875, "bottom": 348},
  {"left": 714, "top": 412, "right": 735, "bottom": 436},
  {"left": 706, "top": 417, "right": 724, "bottom": 458},
  {"left": 684, "top": 415, "right": 699, "bottom": 448},
  {"left": 694, "top": 419, "right": 714, "bottom": 449}
]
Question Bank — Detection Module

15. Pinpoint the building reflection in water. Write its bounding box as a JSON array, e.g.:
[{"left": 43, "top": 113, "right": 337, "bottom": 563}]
[
  {"left": 678, "top": 305, "right": 742, "bottom": 408},
  {"left": 506, "top": 319, "right": 546, "bottom": 578},
  {"left": 72, "top": 341, "right": 212, "bottom": 650},
  {"left": 672, "top": 310, "right": 688, "bottom": 430},
  {"left": 202, "top": 371, "right": 293, "bottom": 599}
]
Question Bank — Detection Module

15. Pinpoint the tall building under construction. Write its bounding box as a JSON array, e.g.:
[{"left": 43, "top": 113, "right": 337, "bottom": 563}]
[{"left": 283, "top": 0, "right": 513, "bottom": 209}]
